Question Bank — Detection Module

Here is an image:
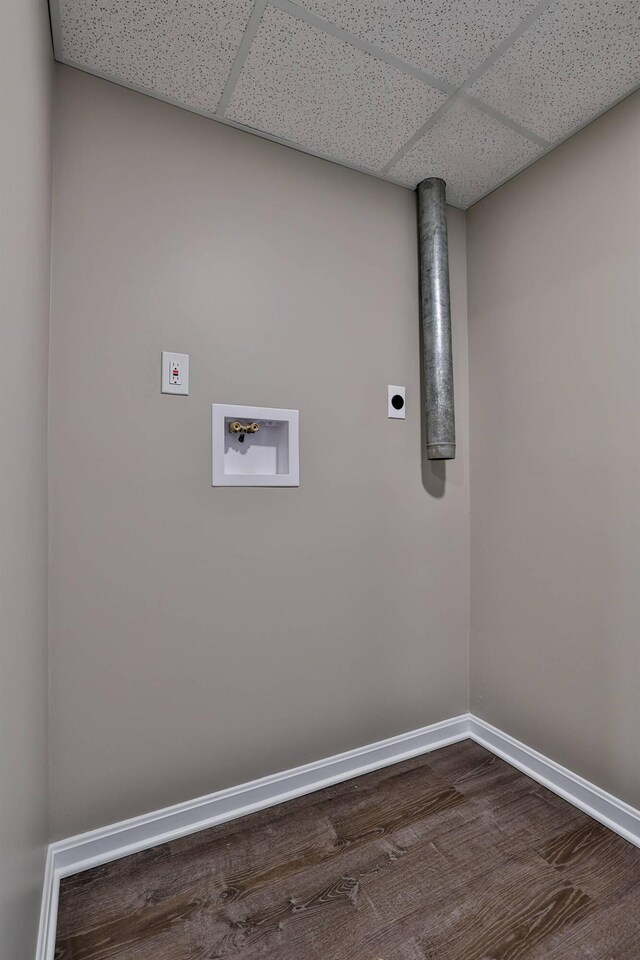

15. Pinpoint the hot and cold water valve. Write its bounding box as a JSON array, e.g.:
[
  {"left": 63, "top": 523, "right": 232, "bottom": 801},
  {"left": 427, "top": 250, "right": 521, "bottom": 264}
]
[
  {"left": 211, "top": 390, "right": 403, "bottom": 487},
  {"left": 211, "top": 388, "right": 404, "bottom": 488},
  {"left": 212, "top": 404, "right": 300, "bottom": 487},
  {"left": 228, "top": 420, "right": 260, "bottom": 443},
  {"left": 163, "top": 358, "right": 404, "bottom": 485}
]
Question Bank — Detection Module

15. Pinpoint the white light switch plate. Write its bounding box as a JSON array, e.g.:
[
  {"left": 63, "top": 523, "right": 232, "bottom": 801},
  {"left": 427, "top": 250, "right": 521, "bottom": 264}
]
[
  {"left": 388, "top": 385, "right": 406, "bottom": 419},
  {"left": 162, "top": 352, "right": 189, "bottom": 395}
]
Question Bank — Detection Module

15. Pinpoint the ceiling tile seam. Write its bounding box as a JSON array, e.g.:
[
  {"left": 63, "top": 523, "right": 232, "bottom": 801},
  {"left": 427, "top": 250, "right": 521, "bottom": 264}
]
[
  {"left": 273, "top": 0, "right": 456, "bottom": 96},
  {"left": 463, "top": 0, "right": 556, "bottom": 89},
  {"left": 50, "top": 0, "right": 549, "bottom": 175},
  {"left": 468, "top": 77, "right": 640, "bottom": 209},
  {"left": 460, "top": 94, "right": 550, "bottom": 148},
  {"left": 380, "top": 94, "right": 536, "bottom": 179},
  {"left": 216, "top": 0, "right": 270, "bottom": 117},
  {"left": 379, "top": 96, "right": 459, "bottom": 175},
  {"left": 380, "top": 0, "right": 558, "bottom": 172},
  {"left": 222, "top": 0, "right": 456, "bottom": 176},
  {"left": 56, "top": 50, "right": 640, "bottom": 212},
  {"left": 272, "top": 0, "right": 555, "bottom": 151},
  {"left": 54, "top": 56, "right": 427, "bottom": 199},
  {"left": 52, "top": 0, "right": 633, "bottom": 208},
  {"left": 270, "top": 0, "right": 552, "bottom": 166}
]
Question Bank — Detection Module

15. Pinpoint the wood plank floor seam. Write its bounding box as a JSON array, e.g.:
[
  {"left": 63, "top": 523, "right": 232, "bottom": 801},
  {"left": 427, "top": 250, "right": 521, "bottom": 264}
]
[{"left": 54, "top": 741, "right": 640, "bottom": 960}]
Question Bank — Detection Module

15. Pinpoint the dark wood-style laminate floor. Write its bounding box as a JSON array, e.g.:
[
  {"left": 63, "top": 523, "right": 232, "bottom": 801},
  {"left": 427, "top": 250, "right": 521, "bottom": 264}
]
[{"left": 55, "top": 741, "right": 640, "bottom": 959}]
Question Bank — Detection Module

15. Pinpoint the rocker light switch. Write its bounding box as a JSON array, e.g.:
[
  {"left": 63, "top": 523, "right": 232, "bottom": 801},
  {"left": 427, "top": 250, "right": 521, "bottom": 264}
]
[{"left": 162, "top": 352, "right": 189, "bottom": 395}]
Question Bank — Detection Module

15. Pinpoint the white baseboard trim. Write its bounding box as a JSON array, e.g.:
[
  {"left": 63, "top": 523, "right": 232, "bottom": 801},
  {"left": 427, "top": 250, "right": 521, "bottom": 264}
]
[
  {"left": 468, "top": 715, "right": 640, "bottom": 850},
  {"left": 35, "top": 713, "right": 469, "bottom": 960},
  {"left": 36, "top": 712, "right": 640, "bottom": 960},
  {"left": 34, "top": 846, "right": 57, "bottom": 960}
]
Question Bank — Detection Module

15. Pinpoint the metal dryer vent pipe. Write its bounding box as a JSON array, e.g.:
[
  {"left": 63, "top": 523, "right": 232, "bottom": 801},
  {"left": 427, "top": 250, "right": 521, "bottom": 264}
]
[{"left": 417, "top": 178, "right": 456, "bottom": 460}]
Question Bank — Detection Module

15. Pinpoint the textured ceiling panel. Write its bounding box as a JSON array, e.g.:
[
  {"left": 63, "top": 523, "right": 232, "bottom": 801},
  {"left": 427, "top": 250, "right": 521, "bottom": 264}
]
[
  {"left": 225, "top": 6, "right": 447, "bottom": 169},
  {"left": 389, "top": 99, "right": 543, "bottom": 207},
  {"left": 50, "top": 0, "right": 640, "bottom": 207},
  {"left": 56, "top": 0, "right": 254, "bottom": 111},
  {"left": 470, "top": 0, "right": 640, "bottom": 141},
  {"left": 289, "top": 0, "right": 541, "bottom": 87}
]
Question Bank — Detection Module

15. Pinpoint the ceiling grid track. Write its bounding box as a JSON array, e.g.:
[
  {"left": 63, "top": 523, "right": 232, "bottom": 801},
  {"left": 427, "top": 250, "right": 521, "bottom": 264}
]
[
  {"left": 271, "top": 0, "right": 455, "bottom": 95},
  {"left": 215, "top": 0, "right": 270, "bottom": 116},
  {"left": 48, "top": 0, "right": 640, "bottom": 207},
  {"left": 469, "top": 73, "right": 640, "bottom": 203},
  {"left": 278, "top": 0, "right": 553, "bottom": 151},
  {"left": 459, "top": 95, "right": 549, "bottom": 149},
  {"left": 55, "top": 49, "right": 415, "bottom": 192}
]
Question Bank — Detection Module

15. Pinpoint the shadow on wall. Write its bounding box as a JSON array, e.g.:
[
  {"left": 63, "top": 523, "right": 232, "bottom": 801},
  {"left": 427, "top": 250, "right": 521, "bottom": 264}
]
[{"left": 423, "top": 456, "right": 446, "bottom": 498}]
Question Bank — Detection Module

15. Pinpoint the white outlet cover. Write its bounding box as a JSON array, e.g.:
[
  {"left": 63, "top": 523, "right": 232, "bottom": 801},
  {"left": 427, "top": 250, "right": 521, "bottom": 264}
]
[
  {"left": 162, "top": 352, "right": 189, "bottom": 395},
  {"left": 388, "top": 385, "right": 406, "bottom": 419}
]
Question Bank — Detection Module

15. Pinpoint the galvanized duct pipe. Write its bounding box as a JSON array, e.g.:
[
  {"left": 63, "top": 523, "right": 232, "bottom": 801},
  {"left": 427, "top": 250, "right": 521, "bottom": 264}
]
[{"left": 417, "top": 178, "right": 456, "bottom": 460}]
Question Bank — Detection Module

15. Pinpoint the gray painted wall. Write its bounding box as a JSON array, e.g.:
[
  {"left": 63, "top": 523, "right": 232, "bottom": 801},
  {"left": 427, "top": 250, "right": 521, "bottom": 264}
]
[
  {"left": 0, "top": 1, "right": 52, "bottom": 956},
  {"left": 49, "top": 66, "right": 470, "bottom": 838},
  {"left": 468, "top": 91, "right": 640, "bottom": 808}
]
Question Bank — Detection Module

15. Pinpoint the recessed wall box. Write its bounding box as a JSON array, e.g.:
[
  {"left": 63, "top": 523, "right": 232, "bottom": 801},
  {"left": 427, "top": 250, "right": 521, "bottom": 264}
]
[{"left": 212, "top": 404, "right": 299, "bottom": 487}]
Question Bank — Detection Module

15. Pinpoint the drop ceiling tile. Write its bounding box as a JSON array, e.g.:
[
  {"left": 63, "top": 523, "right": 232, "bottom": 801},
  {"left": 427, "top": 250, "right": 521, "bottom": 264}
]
[
  {"left": 389, "top": 99, "right": 543, "bottom": 207},
  {"left": 225, "top": 5, "right": 448, "bottom": 171},
  {"left": 289, "top": 0, "right": 541, "bottom": 87},
  {"left": 469, "top": 0, "right": 640, "bottom": 142},
  {"left": 56, "top": 0, "right": 254, "bottom": 112}
]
